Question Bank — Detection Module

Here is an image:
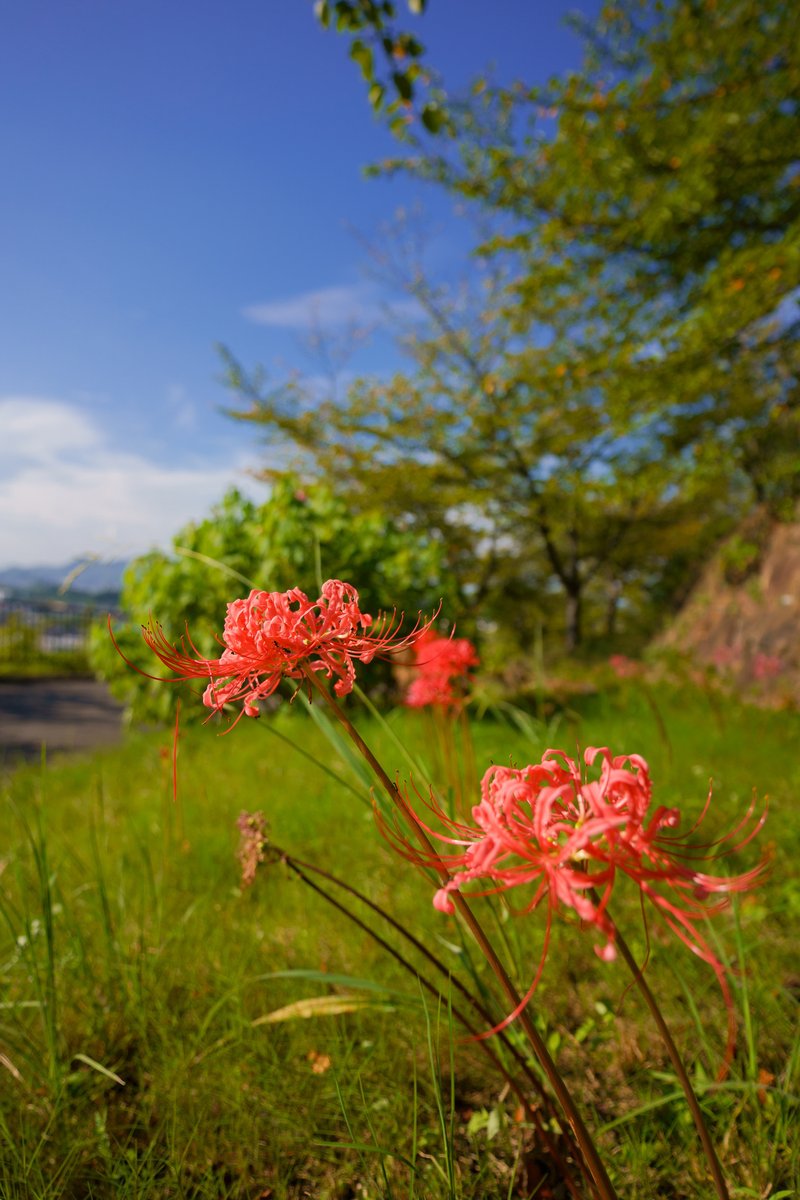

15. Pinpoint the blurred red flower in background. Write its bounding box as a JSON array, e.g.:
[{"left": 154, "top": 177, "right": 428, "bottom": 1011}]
[{"left": 405, "top": 628, "right": 478, "bottom": 711}]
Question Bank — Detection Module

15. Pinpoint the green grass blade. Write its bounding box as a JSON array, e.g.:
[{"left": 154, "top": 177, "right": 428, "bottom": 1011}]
[
  {"left": 254, "top": 969, "right": 414, "bottom": 1000},
  {"left": 296, "top": 690, "right": 375, "bottom": 796},
  {"left": 173, "top": 546, "right": 258, "bottom": 589},
  {"left": 258, "top": 715, "right": 371, "bottom": 805},
  {"left": 71, "top": 1052, "right": 126, "bottom": 1086}
]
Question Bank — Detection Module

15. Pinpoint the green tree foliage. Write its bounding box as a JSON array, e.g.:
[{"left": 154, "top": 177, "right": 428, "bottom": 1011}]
[
  {"left": 226, "top": 234, "right": 731, "bottom": 652},
  {"left": 386, "top": 0, "right": 800, "bottom": 514},
  {"left": 90, "top": 478, "right": 448, "bottom": 723},
  {"left": 243, "top": 0, "right": 797, "bottom": 654},
  {"left": 312, "top": 0, "right": 448, "bottom": 135}
]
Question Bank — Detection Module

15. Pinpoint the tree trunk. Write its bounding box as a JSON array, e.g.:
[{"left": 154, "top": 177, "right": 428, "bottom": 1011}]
[
  {"left": 605, "top": 579, "right": 622, "bottom": 640},
  {"left": 564, "top": 585, "right": 582, "bottom": 653}
]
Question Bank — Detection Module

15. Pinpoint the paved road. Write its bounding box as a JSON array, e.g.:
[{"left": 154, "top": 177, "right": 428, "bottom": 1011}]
[{"left": 0, "top": 679, "right": 124, "bottom": 766}]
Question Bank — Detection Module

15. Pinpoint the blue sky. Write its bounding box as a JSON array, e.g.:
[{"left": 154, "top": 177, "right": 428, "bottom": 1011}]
[{"left": 0, "top": 0, "right": 599, "bottom": 569}]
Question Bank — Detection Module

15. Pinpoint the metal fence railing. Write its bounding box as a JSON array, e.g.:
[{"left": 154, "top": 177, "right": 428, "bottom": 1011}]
[{"left": 0, "top": 601, "right": 98, "bottom": 668}]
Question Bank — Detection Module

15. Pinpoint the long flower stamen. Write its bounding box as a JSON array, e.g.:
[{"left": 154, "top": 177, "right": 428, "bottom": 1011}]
[
  {"left": 114, "top": 580, "right": 437, "bottom": 719},
  {"left": 390, "top": 746, "right": 767, "bottom": 1070}
]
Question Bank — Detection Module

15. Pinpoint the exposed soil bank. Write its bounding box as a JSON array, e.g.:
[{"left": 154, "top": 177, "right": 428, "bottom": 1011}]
[{"left": 661, "top": 515, "right": 799, "bottom": 705}]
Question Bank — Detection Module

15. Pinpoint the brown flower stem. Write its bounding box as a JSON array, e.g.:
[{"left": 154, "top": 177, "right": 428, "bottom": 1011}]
[
  {"left": 282, "top": 846, "right": 588, "bottom": 1192},
  {"left": 284, "top": 849, "right": 585, "bottom": 1166},
  {"left": 279, "top": 852, "right": 584, "bottom": 1199},
  {"left": 286, "top": 851, "right": 552, "bottom": 1106},
  {"left": 284, "top": 854, "right": 527, "bottom": 1104},
  {"left": 304, "top": 667, "right": 618, "bottom": 1200},
  {"left": 601, "top": 905, "right": 730, "bottom": 1200}
]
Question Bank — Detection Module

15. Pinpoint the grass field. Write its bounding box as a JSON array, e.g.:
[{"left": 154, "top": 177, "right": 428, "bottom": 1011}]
[{"left": 1, "top": 684, "right": 798, "bottom": 1198}]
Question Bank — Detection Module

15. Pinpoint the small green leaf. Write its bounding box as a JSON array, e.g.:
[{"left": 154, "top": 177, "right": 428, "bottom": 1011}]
[
  {"left": 573, "top": 1016, "right": 596, "bottom": 1044},
  {"left": 466, "top": 1107, "right": 490, "bottom": 1136},
  {"left": 396, "top": 34, "right": 423, "bottom": 57},
  {"left": 349, "top": 39, "right": 374, "bottom": 81},
  {"left": 421, "top": 103, "right": 444, "bottom": 133},
  {"left": 335, "top": 2, "right": 358, "bottom": 33},
  {"left": 486, "top": 1105, "right": 502, "bottom": 1141},
  {"left": 392, "top": 70, "right": 413, "bottom": 102}
]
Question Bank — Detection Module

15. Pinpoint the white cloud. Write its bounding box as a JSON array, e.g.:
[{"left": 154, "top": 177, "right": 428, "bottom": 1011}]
[
  {"left": 0, "top": 397, "right": 102, "bottom": 468},
  {"left": 242, "top": 282, "right": 422, "bottom": 331},
  {"left": 0, "top": 395, "right": 263, "bottom": 568}
]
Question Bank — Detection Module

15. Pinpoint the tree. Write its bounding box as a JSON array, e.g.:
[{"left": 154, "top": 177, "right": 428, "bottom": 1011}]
[
  {"left": 226, "top": 222, "right": 727, "bottom": 652},
  {"left": 91, "top": 478, "right": 449, "bottom": 723},
  {"left": 384, "top": 0, "right": 800, "bottom": 514},
  {"left": 237, "top": 0, "right": 797, "bottom": 653}
]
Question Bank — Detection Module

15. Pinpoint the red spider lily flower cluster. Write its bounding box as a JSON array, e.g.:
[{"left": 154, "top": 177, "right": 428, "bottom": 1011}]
[
  {"left": 122, "top": 579, "right": 433, "bottom": 718},
  {"left": 608, "top": 654, "right": 641, "bottom": 680},
  {"left": 752, "top": 652, "right": 783, "bottom": 681},
  {"left": 386, "top": 747, "right": 767, "bottom": 1052},
  {"left": 405, "top": 628, "right": 479, "bottom": 711}
]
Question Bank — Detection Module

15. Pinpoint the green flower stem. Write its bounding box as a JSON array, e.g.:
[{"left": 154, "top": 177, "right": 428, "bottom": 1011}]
[
  {"left": 303, "top": 668, "right": 618, "bottom": 1200},
  {"left": 602, "top": 907, "right": 730, "bottom": 1200}
]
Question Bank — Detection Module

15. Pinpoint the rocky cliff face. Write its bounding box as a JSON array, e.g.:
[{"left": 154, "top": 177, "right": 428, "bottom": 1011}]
[{"left": 661, "top": 516, "right": 800, "bottom": 706}]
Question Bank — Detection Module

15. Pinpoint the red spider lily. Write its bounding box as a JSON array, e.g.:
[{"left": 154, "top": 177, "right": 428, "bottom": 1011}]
[
  {"left": 405, "top": 628, "right": 479, "bottom": 711},
  {"left": 608, "top": 654, "right": 640, "bottom": 680},
  {"left": 752, "top": 652, "right": 783, "bottom": 681},
  {"left": 114, "top": 579, "right": 434, "bottom": 718},
  {"left": 384, "top": 747, "right": 767, "bottom": 1056}
]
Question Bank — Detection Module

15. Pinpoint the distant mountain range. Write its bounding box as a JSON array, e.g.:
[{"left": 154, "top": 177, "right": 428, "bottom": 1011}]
[{"left": 0, "top": 560, "right": 129, "bottom": 597}]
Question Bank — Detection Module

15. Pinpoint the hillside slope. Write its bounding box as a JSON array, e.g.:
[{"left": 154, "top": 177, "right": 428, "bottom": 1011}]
[{"left": 661, "top": 515, "right": 799, "bottom": 705}]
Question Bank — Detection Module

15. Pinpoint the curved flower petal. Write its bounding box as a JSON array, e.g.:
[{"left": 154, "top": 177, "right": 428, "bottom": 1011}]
[{"left": 389, "top": 744, "right": 767, "bottom": 1060}]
